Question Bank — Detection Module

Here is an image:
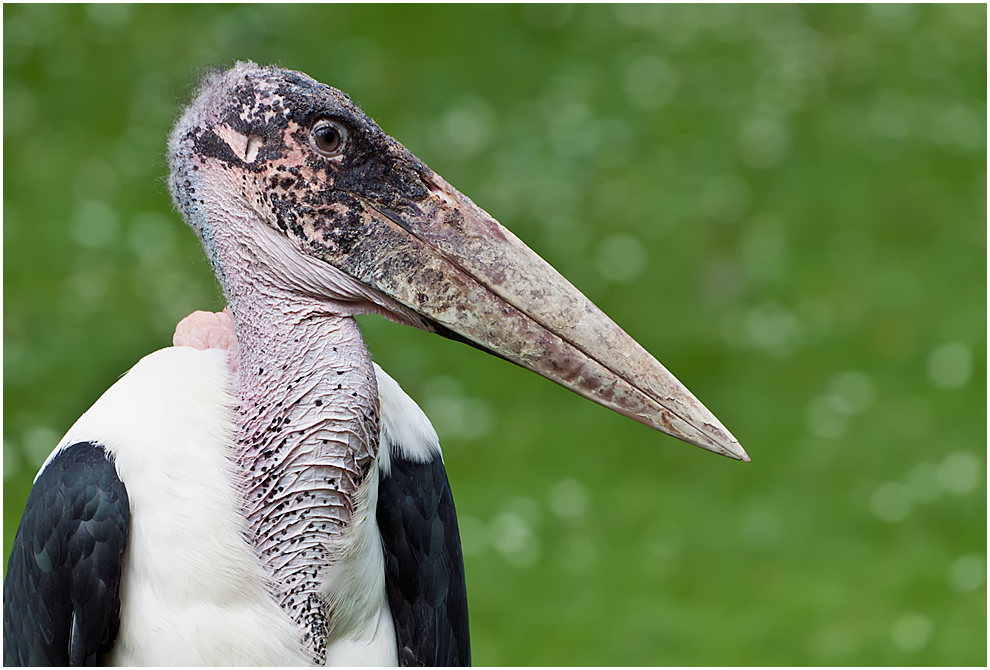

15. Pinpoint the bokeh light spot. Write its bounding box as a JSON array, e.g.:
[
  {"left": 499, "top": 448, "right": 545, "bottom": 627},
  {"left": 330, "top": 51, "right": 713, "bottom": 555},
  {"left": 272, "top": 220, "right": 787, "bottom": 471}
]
[
  {"left": 71, "top": 200, "right": 120, "bottom": 249},
  {"left": 69, "top": 263, "right": 111, "bottom": 303},
  {"left": 595, "top": 234, "right": 647, "bottom": 283},
  {"left": 869, "top": 4, "right": 916, "bottom": 32},
  {"left": 548, "top": 479, "right": 589, "bottom": 520},
  {"left": 891, "top": 612, "right": 933, "bottom": 652},
  {"left": 739, "top": 117, "right": 789, "bottom": 168},
  {"left": 87, "top": 3, "right": 133, "bottom": 31},
  {"left": 504, "top": 496, "right": 544, "bottom": 530},
  {"left": 927, "top": 342, "right": 972, "bottom": 390},
  {"left": 931, "top": 103, "right": 985, "bottom": 154},
  {"left": 623, "top": 55, "right": 678, "bottom": 109},
  {"left": 870, "top": 482, "right": 912, "bottom": 523},
  {"left": 491, "top": 511, "right": 541, "bottom": 568},
  {"left": 3, "top": 14, "right": 36, "bottom": 67},
  {"left": 548, "top": 102, "right": 600, "bottom": 158},
  {"left": 4, "top": 439, "right": 23, "bottom": 482},
  {"left": 827, "top": 371, "right": 876, "bottom": 415},
  {"left": 747, "top": 302, "right": 801, "bottom": 356},
  {"left": 22, "top": 426, "right": 60, "bottom": 468},
  {"left": 431, "top": 96, "right": 496, "bottom": 162},
  {"left": 946, "top": 554, "right": 985, "bottom": 593},
  {"left": 423, "top": 376, "right": 496, "bottom": 442},
  {"left": 936, "top": 451, "right": 980, "bottom": 495}
]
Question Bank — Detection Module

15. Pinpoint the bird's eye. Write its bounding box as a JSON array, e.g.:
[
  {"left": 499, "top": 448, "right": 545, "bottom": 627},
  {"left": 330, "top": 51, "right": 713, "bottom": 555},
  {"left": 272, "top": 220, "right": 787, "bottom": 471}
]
[{"left": 310, "top": 120, "right": 347, "bottom": 158}]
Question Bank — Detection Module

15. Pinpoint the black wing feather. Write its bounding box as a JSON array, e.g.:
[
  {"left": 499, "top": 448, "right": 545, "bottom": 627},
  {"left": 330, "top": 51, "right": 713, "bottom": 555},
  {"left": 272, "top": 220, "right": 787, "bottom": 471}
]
[
  {"left": 3, "top": 441, "right": 130, "bottom": 666},
  {"left": 378, "top": 450, "right": 470, "bottom": 666}
]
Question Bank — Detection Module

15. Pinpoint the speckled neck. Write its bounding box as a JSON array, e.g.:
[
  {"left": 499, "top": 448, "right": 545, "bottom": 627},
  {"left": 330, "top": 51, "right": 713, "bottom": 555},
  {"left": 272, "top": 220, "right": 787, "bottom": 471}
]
[{"left": 226, "top": 281, "right": 379, "bottom": 665}]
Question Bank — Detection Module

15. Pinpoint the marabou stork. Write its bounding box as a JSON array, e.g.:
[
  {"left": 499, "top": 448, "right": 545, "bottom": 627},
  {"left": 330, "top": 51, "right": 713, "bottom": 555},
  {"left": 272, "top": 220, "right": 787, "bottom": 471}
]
[{"left": 3, "top": 62, "right": 748, "bottom": 666}]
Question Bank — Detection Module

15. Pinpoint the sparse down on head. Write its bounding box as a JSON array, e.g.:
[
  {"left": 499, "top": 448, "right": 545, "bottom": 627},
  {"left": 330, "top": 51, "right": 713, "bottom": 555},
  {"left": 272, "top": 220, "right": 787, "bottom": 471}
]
[{"left": 167, "top": 61, "right": 748, "bottom": 462}]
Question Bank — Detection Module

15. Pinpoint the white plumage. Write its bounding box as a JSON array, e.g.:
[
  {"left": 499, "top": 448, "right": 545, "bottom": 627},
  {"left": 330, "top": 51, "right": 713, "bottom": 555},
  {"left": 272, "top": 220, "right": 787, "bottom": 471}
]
[{"left": 41, "top": 344, "right": 438, "bottom": 665}]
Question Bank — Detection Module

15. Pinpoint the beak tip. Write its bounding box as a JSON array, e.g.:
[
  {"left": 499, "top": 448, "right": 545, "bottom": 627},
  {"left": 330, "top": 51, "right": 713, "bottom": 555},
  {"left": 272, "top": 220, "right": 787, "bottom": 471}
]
[
  {"left": 684, "top": 413, "right": 748, "bottom": 462},
  {"left": 725, "top": 438, "right": 750, "bottom": 462}
]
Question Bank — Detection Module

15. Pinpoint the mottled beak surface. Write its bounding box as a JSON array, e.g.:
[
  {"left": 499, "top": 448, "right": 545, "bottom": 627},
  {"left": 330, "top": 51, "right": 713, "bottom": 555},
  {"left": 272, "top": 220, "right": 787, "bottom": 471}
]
[
  {"left": 168, "top": 62, "right": 748, "bottom": 462},
  {"left": 335, "top": 169, "right": 748, "bottom": 462}
]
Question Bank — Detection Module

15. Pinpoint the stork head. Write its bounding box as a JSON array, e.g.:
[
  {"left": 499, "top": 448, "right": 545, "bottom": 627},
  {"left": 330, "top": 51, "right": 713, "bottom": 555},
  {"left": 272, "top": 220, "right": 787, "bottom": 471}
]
[{"left": 167, "top": 61, "right": 747, "bottom": 461}]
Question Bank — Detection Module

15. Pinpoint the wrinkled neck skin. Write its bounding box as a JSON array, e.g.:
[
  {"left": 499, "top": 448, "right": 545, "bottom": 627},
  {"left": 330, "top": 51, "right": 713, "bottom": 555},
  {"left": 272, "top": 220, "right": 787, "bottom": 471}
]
[{"left": 209, "top": 207, "right": 380, "bottom": 665}]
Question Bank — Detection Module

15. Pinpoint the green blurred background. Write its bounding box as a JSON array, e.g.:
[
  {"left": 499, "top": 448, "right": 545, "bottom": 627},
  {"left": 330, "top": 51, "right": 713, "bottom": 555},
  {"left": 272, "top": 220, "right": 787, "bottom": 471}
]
[{"left": 4, "top": 4, "right": 986, "bottom": 665}]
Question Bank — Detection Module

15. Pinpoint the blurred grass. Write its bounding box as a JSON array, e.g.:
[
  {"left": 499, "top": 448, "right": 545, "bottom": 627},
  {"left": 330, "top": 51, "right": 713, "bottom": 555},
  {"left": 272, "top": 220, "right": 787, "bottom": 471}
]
[{"left": 3, "top": 4, "right": 986, "bottom": 665}]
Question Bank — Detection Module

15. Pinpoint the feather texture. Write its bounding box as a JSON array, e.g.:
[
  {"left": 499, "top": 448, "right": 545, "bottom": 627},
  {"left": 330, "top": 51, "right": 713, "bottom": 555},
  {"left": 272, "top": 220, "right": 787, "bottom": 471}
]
[{"left": 53, "top": 346, "right": 306, "bottom": 665}]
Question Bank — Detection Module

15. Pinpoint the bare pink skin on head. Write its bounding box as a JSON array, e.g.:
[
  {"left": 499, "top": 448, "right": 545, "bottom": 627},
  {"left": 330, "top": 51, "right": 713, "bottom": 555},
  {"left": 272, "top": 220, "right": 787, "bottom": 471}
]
[{"left": 173, "top": 308, "right": 240, "bottom": 374}]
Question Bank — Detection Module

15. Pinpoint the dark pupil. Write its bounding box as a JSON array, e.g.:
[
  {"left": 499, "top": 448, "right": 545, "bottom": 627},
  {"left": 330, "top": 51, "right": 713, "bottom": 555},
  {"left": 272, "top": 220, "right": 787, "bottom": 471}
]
[{"left": 316, "top": 126, "right": 341, "bottom": 153}]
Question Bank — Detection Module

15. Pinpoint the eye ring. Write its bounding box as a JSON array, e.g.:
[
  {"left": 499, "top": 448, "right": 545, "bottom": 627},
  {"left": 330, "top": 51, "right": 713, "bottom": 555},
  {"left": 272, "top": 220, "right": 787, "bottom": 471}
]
[{"left": 309, "top": 119, "right": 347, "bottom": 158}]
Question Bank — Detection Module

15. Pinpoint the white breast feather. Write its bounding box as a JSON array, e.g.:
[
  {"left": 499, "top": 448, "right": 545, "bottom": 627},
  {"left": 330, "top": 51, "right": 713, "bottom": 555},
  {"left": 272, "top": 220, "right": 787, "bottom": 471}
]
[
  {"left": 321, "top": 457, "right": 397, "bottom": 666},
  {"left": 374, "top": 363, "right": 441, "bottom": 476},
  {"left": 49, "top": 346, "right": 307, "bottom": 666},
  {"left": 35, "top": 351, "right": 437, "bottom": 665},
  {"left": 321, "top": 364, "right": 441, "bottom": 665}
]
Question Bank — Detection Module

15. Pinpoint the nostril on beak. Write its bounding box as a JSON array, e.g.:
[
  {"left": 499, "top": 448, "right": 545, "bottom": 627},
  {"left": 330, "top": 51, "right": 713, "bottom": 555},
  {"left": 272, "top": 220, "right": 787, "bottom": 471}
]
[
  {"left": 245, "top": 136, "right": 264, "bottom": 163},
  {"left": 422, "top": 172, "right": 456, "bottom": 205}
]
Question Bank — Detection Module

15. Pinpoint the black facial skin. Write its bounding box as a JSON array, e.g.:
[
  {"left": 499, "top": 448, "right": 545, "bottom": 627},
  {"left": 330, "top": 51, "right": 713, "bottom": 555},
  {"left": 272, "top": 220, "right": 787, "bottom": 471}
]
[{"left": 186, "top": 66, "right": 430, "bottom": 218}]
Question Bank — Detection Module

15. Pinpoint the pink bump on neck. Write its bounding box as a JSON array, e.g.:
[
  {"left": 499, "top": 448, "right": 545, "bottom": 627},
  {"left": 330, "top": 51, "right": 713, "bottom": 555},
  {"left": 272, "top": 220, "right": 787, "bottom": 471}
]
[{"left": 173, "top": 307, "right": 240, "bottom": 374}]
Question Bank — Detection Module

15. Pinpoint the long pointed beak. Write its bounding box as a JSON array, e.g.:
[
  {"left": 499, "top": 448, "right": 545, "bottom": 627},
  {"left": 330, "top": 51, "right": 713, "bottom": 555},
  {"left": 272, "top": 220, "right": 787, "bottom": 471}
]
[{"left": 322, "top": 169, "right": 748, "bottom": 461}]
